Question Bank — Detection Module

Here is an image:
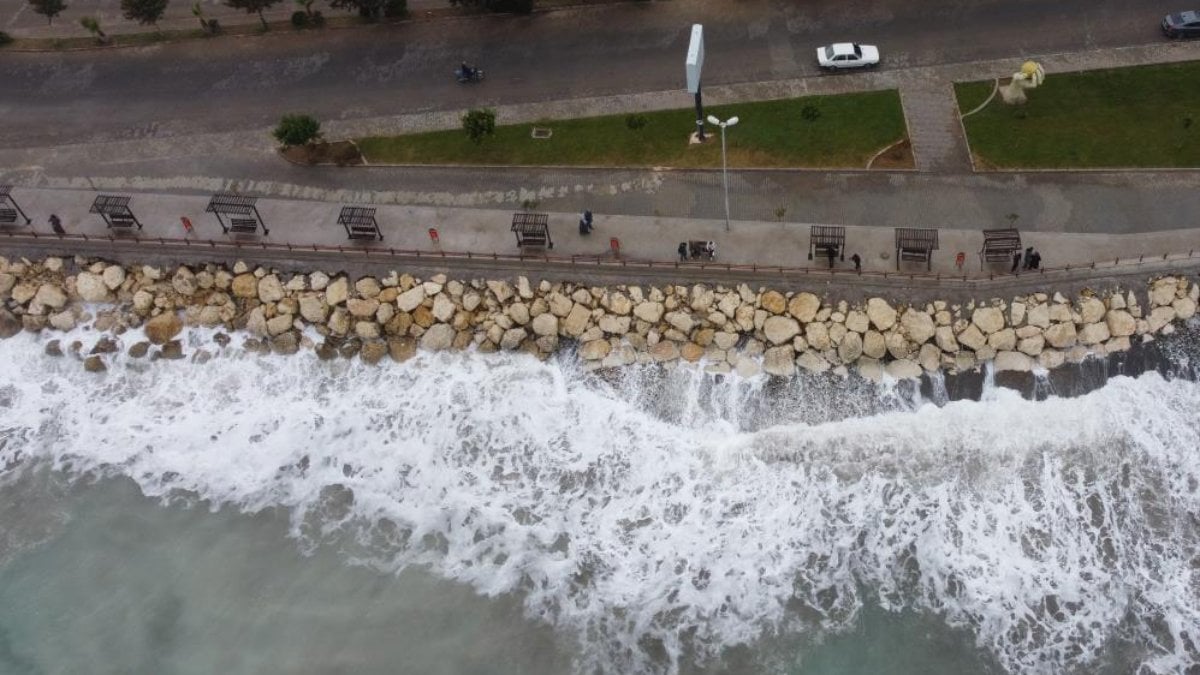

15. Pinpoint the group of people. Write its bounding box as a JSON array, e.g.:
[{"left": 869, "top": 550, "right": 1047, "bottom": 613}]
[{"left": 1012, "top": 246, "right": 1042, "bottom": 272}]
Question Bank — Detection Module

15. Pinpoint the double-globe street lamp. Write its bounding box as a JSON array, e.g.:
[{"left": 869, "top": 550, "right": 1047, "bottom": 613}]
[{"left": 706, "top": 114, "right": 739, "bottom": 232}]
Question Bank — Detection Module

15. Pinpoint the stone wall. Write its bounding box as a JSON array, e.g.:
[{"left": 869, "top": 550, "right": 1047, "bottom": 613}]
[{"left": 1, "top": 256, "right": 1196, "bottom": 378}]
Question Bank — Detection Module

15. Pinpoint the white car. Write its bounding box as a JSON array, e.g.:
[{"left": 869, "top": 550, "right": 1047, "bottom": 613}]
[{"left": 816, "top": 43, "right": 880, "bottom": 70}]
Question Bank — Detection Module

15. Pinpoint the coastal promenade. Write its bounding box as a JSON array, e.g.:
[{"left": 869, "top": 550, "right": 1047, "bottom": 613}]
[{"left": 4, "top": 186, "right": 1200, "bottom": 301}]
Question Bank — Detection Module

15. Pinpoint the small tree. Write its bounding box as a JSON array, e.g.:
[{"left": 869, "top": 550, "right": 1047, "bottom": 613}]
[
  {"left": 462, "top": 108, "right": 496, "bottom": 144},
  {"left": 273, "top": 114, "right": 321, "bottom": 147},
  {"left": 223, "top": 0, "right": 282, "bottom": 29},
  {"left": 79, "top": 16, "right": 108, "bottom": 43},
  {"left": 294, "top": 0, "right": 313, "bottom": 15},
  {"left": 121, "top": 0, "right": 169, "bottom": 27},
  {"left": 29, "top": 0, "right": 67, "bottom": 24},
  {"left": 191, "top": 0, "right": 214, "bottom": 31}
]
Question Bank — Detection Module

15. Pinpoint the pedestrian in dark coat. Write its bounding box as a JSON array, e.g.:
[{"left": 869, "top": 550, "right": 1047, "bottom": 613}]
[
  {"left": 1011, "top": 250, "right": 1021, "bottom": 273},
  {"left": 1022, "top": 246, "right": 1034, "bottom": 270},
  {"left": 850, "top": 253, "right": 862, "bottom": 271},
  {"left": 49, "top": 214, "right": 65, "bottom": 235},
  {"left": 1030, "top": 250, "right": 1041, "bottom": 270},
  {"left": 677, "top": 242, "right": 688, "bottom": 261}
]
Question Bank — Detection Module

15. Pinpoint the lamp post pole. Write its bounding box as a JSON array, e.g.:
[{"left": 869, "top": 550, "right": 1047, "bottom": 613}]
[{"left": 707, "top": 114, "right": 738, "bottom": 232}]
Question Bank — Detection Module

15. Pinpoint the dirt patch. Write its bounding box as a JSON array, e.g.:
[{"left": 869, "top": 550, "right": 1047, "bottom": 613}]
[
  {"left": 867, "top": 138, "right": 915, "bottom": 170},
  {"left": 281, "top": 141, "right": 364, "bottom": 166}
]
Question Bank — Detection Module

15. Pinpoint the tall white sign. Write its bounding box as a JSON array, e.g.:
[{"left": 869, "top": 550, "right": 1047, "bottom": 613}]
[{"left": 685, "top": 24, "right": 704, "bottom": 94}]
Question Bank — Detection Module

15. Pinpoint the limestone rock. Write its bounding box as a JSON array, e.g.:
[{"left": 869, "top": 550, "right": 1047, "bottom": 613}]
[
  {"left": 866, "top": 298, "right": 897, "bottom": 331},
  {"left": 607, "top": 292, "right": 632, "bottom": 316},
  {"left": 837, "top": 331, "right": 863, "bottom": 363},
  {"left": 972, "top": 307, "right": 1005, "bottom": 334},
  {"left": 355, "top": 277, "right": 382, "bottom": 299},
  {"left": 172, "top": 267, "right": 197, "bottom": 296},
  {"left": 1078, "top": 322, "right": 1110, "bottom": 346},
  {"left": 763, "top": 316, "right": 801, "bottom": 345},
  {"left": 1039, "top": 350, "right": 1065, "bottom": 370},
  {"left": 270, "top": 332, "right": 299, "bottom": 356},
  {"left": 935, "top": 326, "right": 959, "bottom": 353},
  {"left": 325, "top": 277, "right": 349, "bottom": 306},
  {"left": 563, "top": 304, "right": 592, "bottom": 337},
  {"left": 713, "top": 331, "right": 739, "bottom": 350},
  {"left": 231, "top": 274, "right": 258, "bottom": 299},
  {"left": 83, "top": 355, "right": 107, "bottom": 373},
  {"left": 49, "top": 310, "right": 76, "bottom": 331},
  {"left": 885, "top": 359, "right": 922, "bottom": 380},
  {"left": 388, "top": 337, "right": 417, "bottom": 362},
  {"left": 507, "top": 302, "right": 530, "bottom": 326},
  {"left": 396, "top": 286, "right": 426, "bottom": 313},
  {"left": 957, "top": 324, "right": 987, "bottom": 351},
  {"left": 1017, "top": 335, "right": 1045, "bottom": 356},
  {"left": 900, "top": 309, "right": 935, "bottom": 344},
  {"left": 994, "top": 351, "right": 1033, "bottom": 372},
  {"left": 1079, "top": 297, "right": 1106, "bottom": 324},
  {"left": 805, "top": 321, "right": 831, "bottom": 351},
  {"left": 346, "top": 297, "right": 380, "bottom": 319},
  {"left": 1147, "top": 306, "right": 1176, "bottom": 333},
  {"left": 299, "top": 296, "right": 327, "bottom": 324},
  {"left": 1009, "top": 301, "right": 1026, "bottom": 326},
  {"left": 758, "top": 345, "right": 793, "bottom": 375},
  {"left": 1043, "top": 322, "right": 1077, "bottom": 349},
  {"left": 34, "top": 284, "right": 67, "bottom": 310},
  {"left": 649, "top": 341, "right": 679, "bottom": 362},
  {"left": 1150, "top": 279, "right": 1176, "bottom": 307},
  {"left": 326, "top": 308, "right": 350, "bottom": 336},
  {"left": 597, "top": 315, "right": 629, "bottom": 335},
  {"left": 633, "top": 302, "right": 664, "bottom": 324},
  {"left": 500, "top": 328, "right": 527, "bottom": 351},
  {"left": 918, "top": 343, "right": 941, "bottom": 372},
  {"left": 309, "top": 271, "right": 330, "bottom": 291},
  {"left": 431, "top": 295, "right": 456, "bottom": 323},
  {"left": 1105, "top": 309, "right": 1137, "bottom": 337},
  {"left": 547, "top": 293, "right": 574, "bottom": 317},
  {"left": 487, "top": 280, "right": 514, "bottom": 303},
  {"left": 862, "top": 331, "right": 887, "bottom": 359},
  {"left": 144, "top": 312, "right": 182, "bottom": 345},
  {"left": 689, "top": 286, "right": 715, "bottom": 312},
  {"left": 532, "top": 313, "right": 559, "bottom": 337},
  {"left": 578, "top": 339, "right": 611, "bottom": 360},
  {"left": 885, "top": 331, "right": 911, "bottom": 359},
  {"left": 665, "top": 311, "right": 695, "bottom": 334},
  {"left": 987, "top": 328, "right": 1016, "bottom": 352},
  {"left": 1173, "top": 297, "right": 1196, "bottom": 320},
  {"left": 420, "top": 324, "right": 455, "bottom": 351},
  {"left": 760, "top": 291, "right": 787, "bottom": 315},
  {"left": 787, "top": 293, "right": 820, "bottom": 323},
  {"left": 75, "top": 272, "right": 109, "bottom": 302},
  {"left": 1026, "top": 303, "right": 1050, "bottom": 328},
  {"left": 680, "top": 342, "right": 705, "bottom": 362},
  {"left": 844, "top": 310, "right": 870, "bottom": 334},
  {"left": 267, "top": 314, "right": 294, "bottom": 336}
]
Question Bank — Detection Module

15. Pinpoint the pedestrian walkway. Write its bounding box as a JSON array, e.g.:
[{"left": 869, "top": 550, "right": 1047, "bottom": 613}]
[
  {"left": 4, "top": 186, "right": 1198, "bottom": 282},
  {"left": 898, "top": 77, "right": 972, "bottom": 172}
]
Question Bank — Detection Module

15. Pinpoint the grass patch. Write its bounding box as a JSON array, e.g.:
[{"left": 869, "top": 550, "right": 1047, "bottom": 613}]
[
  {"left": 356, "top": 90, "right": 906, "bottom": 168},
  {"left": 955, "top": 80, "right": 995, "bottom": 115},
  {"left": 956, "top": 61, "right": 1200, "bottom": 168}
]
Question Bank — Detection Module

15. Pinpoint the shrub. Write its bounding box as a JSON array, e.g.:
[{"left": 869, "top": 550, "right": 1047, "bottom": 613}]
[
  {"left": 273, "top": 114, "right": 322, "bottom": 147},
  {"left": 206, "top": 17, "right": 220, "bottom": 32},
  {"left": 462, "top": 108, "right": 496, "bottom": 144},
  {"left": 800, "top": 105, "right": 820, "bottom": 122},
  {"left": 291, "top": 9, "right": 308, "bottom": 25},
  {"left": 310, "top": 9, "right": 324, "bottom": 24},
  {"left": 0, "top": 31, "right": 13, "bottom": 46},
  {"left": 625, "top": 114, "right": 647, "bottom": 130},
  {"left": 384, "top": 0, "right": 405, "bottom": 17}
]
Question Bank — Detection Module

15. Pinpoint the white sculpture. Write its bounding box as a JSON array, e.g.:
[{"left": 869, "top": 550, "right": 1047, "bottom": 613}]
[{"left": 1000, "top": 61, "right": 1045, "bottom": 105}]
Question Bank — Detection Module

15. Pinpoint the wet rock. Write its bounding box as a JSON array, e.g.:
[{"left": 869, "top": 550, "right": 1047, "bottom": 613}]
[
  {"left": 83, "top": 355, "right": 107, "bottom": 373},
  {"left": 0, "top": 310, "right": 21, "bottom": 338},
  {"left": 763, "top": 316, "right": 800, "bottom": 345},
  {"left": 500, "top": 327, "right": 527, "bottom": 350},
  {"left": 34, "top": 284, "right": 67, "bottom": 310},
  {"left": 420, "top": 324, "right": 455, "bottom": 351},
  {"left": 48, "top": 310, "right": 76, "bottom": 331},
  {"left": 649, "top": 341, "right": 679, "bottom": 362},
  {"left": 885, "top": 359, "right": 922, "bottom": 380},
  {"left": 213, "top": 333, "right": 232, "bottom": 348},
  {"left": 267, "top": 314, "right": 294, "bottom": 336},
  {"left": 159, "top": 340, "right": 186, "bottom": 360},
  {"left": 231, "top": 273, "right": 258, "bottom": 299},
  {"left": 1105, "top": 309, "right": 1136, "bottom": 337},
  {"left": 762, "top": 345, "right": 796, "bottom": 375},
  {"left": 563, "top": 304, "right": 592, "bottom": 337},
  {"left": 918, "top": 343, "right": 941, "bottom": 372},
  {"left": 994, "top": 351, "right": 1033, "bottom": 372},
  {"left": 680, "top": 342, "right": 705, "bottom": 362},
  {"left": 1043, "top": 322, "right": 1078, "bottom": 349},
  {"left": 44, "top": 339, "right": 63, "bottom": 357},
  {"left": 90, "top": 336, "right": 120, "bottom": 354},
  {"left": 315, "top": 341, "right": 339, "bottom": 360},
  {"left": 1147, "top": 306, "right": 1176, "bottom": 333},
  {"left": 75, "top": 272, "right": 109, "bottom": 302},
  {"left": 128, "top": 341, "right": 150, "bottom": 358},
  {"left": 900, "top": 309, "right": 935, "bottom": 344},
  {"left": 1077, "top": 322, "right": 1110, "bottom": 346},
  {"left": 1173, "top": 297, "right": 1196, "bottom": 320},
  {"left": 270, "top": 332, "right": 299, "bottom": 356},
  {"left": 360, "top": 340, "right": 388, "bottom": 365},
  {"left": 579, "top": 339, "right": 611, "bottom": 360}
]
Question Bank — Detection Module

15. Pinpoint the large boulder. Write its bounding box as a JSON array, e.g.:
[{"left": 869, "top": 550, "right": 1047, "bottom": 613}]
[
  {"left": 420, "top": 324, "right": 455, "bottom": 351},
  {"left": 837, "top": 331, "right": 863, "bottom": 363},
  {"left": 75, "top": 272, "right": 109, "bottom": 302},
  {"left": 1150, "top": 279, "right": 1177, "bottom": 307},
  {"left": 994, "top": 351, "right": 1034, "bottom": 372},
  {"left": 1017, "top": 335, "right": 1045, "bottom": 356},
  {"left": 299, "top": 296, "right": 328, "bottom": 324},
  {"left": 1078, "top": 297, "right": 1106, "bottom": 324},
  {"left": 957, "top": 324, "right": 987, "bottom": 351},
  {"left": 532, "top": 313, "right": 559, "bottom": 337},
  {"left": 763, "top": 316, "right": 801, "bottom": 345},
  {"left": 395, "top": 286, "right": 426, "bottom": 313},
  {"left": 597, "top": 315, "right": 630, "bottom": 335},
  {"left": 763, "top": 345, "right": 796, "bottom": 375},
  {"left": 388, "top": 337, "right": 418, "bottom": 363},
  {"left": 171, "top": 267, "right": 197, "bottom": 296},
  {"left": 500, "top": 327, "right": 527, "bottom": 351},
  {"left": 34, "top": 284, "right": 67, "bottom": 310},
  {"left": 665, "top": 311, "right": 695, "bottom": 334},
  {"left": 935, "top": 325, "right": 959, "bottom": 353},
  {"left": 633, "top": 302, "right": 664, "bottom": 324},
  {"left": 1043, "top": 322, "right": 1078, "bottom": 349},
  {"left": 0, "top": 310, "right": 21, "bottom": 338},
  {"left": 971, "top": 307, "right": 1005, "bottom": 335},
  {"left": 885, "top": 359, "right": 922, "bottom": 380},
  {"left": 805, "top": 321, "right": 831, "bottom": 351},
  {"left": 1173, "top": 297, "right": 1197, "bottom": 320},
  {"left": 231, "top": 274, "right": 258, "bottom": 299},
  {"left": 787, "top": 293, "right": 820, "bottom": 323},
  {"left": 760, "top": 291, "right": 787, "bottom": 315},
  {"left": 563, "top": 303, "right": 592, "bottom": 337},
  {"left": 431, "top": 295, "right": 456, "bottom": 323},
  {"left": 844, "top": 310, "right": 870, "bottom": 334},
  {"left": 1078, "top": 322, "right": 1110, "bottom": 346},
  {"left": 325, "top": 277, "right": 350, "bottom": 306},
  {"left": 866, "top": 298, "right": 897, "bottom": 331},
  {"left": 1106, "top": 309, "right": 1137, "bottom": 337},
  {"left": 987, "top": 328, "right": 1017, "bottom": 352},
  {"left": 144, "top": 312, "right": 182, "bottom": 345},
  {"left": 347, "top": 297, "right": 380, "bottom": 318},
  {"left": 102, "top": 265, "right": 126, "bottom": 290},
  {"left": 862, "top": 330, "right": 887, "bottom": 359},
  {"left": 579, "top": 339, "right": 611, "bottom": 360},
  {"left": 258, "top": 275, "right": 285, "bottom": 303},
  {"left": 900, "top": 309, "right": 935, "bottom": 344}
]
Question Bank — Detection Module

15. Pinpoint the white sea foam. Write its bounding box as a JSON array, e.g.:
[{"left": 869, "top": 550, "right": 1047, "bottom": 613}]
[{"left": 0, "top": 329, "right": 1198, "bottom": 674}]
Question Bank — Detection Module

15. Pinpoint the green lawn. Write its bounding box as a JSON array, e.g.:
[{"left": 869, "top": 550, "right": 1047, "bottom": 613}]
[
  {"left": 955, "top": 61, "right": 1200, "bottom": 168},
  {"left": 356, "top": 90, "right": 907, "bottom": 168}
]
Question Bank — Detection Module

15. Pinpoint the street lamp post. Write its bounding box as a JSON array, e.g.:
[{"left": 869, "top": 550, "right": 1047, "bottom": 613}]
[{"left": 706, "top": 114, "right": 738, "bottom": 231}]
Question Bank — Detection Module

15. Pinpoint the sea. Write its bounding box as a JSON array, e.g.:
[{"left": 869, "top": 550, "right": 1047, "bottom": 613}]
[{"left": 0, "top": 322, "right": 1197, "bottom": 675}]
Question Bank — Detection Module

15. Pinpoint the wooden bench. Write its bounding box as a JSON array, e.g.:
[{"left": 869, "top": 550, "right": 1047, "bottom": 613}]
[
  {"left": 347, "top": 224, "right": 382, "bottom": 241},
  {"left": 229, "top": 218, "right": 259, "bottom": 234},
  {"left": 895, "top": 227, "right": 939, "bottom": 271},
  {"left": 980, "top": 228, "right": 1021, "bottom": 268},
  {"left": 518, "top": 232, "right": 548, "bottom": 248},
  {"left": 0, "top": 208, "right": 17, "bottom": 225}
]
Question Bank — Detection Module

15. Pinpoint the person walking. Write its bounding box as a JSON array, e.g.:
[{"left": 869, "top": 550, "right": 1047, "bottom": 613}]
[
  {"left": 677, "top": 242, "right": 688, "bottom": 261},
  {"left": 850, "top": 253, "right": 862, "bottom": 272},
  {"left": 578, "top": 209, "right": 593, "bottom": 235},
  {"left": 1030, "top": 249, "right": 1041, "bottom": 270},
  {"left": 1022, "top": 246, "right": 1034, "bottom": 270},
  {"left": 49, "top": 214, "right": 65, "bottom": 235},
  {"left": 1011, "top": 250, "right": 1021, "bottom": 273}
]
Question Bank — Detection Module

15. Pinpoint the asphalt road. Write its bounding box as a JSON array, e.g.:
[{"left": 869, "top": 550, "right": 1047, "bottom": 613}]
[{"left": 0, "top": 0, "right": 1184, "bottom": 148}]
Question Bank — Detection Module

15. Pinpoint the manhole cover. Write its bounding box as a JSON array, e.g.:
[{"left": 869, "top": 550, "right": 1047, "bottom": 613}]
[{"left": 531, "top": 127, "right": 552, "bottom": 139}]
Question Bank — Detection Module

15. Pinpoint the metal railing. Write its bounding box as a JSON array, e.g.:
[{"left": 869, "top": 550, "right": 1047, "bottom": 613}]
[{"left": 2, "top": 229, "right": 1198, "bottom": 286}]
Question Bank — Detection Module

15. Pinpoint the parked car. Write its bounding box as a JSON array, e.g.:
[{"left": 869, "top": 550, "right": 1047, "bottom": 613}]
[
  {"left": 816, "top": 43, "right": 880, "bottom": 70},
  {"left": 1162, "top": 10, "right": 1200, "bottom": 38}
]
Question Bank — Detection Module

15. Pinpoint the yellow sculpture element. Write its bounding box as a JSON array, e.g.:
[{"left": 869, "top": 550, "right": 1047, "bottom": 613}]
[{"left": 1001, "top": 61, "right": 1045, "bottom": 105}]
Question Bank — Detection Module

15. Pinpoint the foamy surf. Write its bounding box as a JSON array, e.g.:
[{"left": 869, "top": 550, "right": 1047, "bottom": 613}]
[{"left": 0, "top": 329, "right": 1198, "bottom": 675}]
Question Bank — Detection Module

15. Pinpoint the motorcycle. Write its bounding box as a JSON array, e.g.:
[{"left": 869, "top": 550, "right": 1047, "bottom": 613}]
[{"left": 455, "top": 66, "right": 485, "bottom": 83}]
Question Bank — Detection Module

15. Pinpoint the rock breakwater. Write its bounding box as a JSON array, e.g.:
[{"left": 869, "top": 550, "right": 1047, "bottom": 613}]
[{"left": 1, "top": 256, "right": 1196, "bottom": 379}]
